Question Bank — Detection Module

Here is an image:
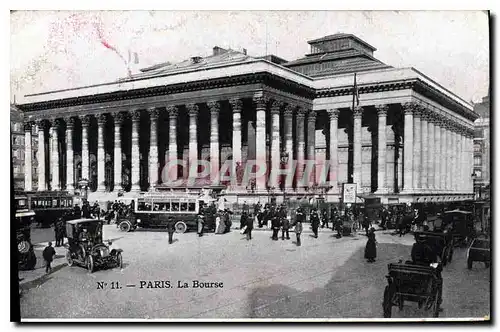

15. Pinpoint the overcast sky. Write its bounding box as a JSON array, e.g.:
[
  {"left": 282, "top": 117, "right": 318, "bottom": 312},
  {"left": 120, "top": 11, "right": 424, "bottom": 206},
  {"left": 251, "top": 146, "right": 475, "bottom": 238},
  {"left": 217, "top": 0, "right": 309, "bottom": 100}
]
[{"left": 10, "top": 10, "right": 489, "bottom": 104}]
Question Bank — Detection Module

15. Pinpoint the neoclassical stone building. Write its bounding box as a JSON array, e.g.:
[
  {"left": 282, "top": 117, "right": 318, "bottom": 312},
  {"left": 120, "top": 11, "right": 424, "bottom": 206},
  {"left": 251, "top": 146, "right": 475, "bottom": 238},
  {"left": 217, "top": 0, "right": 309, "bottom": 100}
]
[{"left": 17, "top": 34, "right": 477, "bottom": 204}]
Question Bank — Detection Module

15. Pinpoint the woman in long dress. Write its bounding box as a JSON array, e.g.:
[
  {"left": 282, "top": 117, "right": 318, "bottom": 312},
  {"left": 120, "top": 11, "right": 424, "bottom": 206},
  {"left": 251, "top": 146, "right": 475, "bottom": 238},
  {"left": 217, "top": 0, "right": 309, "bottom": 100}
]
[{"left": 364, "top": 228, "right": 377, "bottom": 263}]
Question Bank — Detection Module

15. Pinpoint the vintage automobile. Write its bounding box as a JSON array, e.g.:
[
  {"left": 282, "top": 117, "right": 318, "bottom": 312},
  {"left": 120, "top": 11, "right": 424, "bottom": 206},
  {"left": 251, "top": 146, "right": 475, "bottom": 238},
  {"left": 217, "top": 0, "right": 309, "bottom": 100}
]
[
  {"left": 116, "top": 193, "right": 215, "bottom": 233},
  {"left": 443, "top": 209, "right": 476, "bottom": 247},
  {"left": 16, "top": 209, "right": 37, "bottom": 270},
  {"left": 467, "top": 235, "right": 490, "bottom": 270},
  {"left": 65, "top": 219, "right": 123, "bottom": 273},
  {"left": 414, "top": 231, "right": 454, "bottom": 266},
  {"left": 383, "top": 262, "right": 442, "bottom": 318}
]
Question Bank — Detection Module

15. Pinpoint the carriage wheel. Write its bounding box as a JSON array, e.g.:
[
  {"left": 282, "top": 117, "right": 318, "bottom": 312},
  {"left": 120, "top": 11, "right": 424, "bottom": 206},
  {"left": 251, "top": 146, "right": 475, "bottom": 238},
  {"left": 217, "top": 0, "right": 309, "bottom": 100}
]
[
  {"left": 467, "top": 257, "right": 473, "bottom": 270},
  {"left": 86, "top": 256, "right": 95, "bottom": 273},
  {"left": 119, "top": 221, "right": 131, "bottom": 232},
  {"left": 116, "top": 252, "right": 123, "bottom": 269},
  {"left": 383, "top": 286, "right": 393, "bottom": 318},
  {"left": 432, "top": 289, "right": 442, "bottom": 317},
  {"left": 66, "top": 251, "right": 74, "bottom": 267}
]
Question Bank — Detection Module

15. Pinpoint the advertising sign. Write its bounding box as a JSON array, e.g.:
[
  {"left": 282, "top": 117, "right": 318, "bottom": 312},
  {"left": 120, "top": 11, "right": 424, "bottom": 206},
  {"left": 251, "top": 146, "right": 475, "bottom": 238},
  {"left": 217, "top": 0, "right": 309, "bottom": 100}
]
[{"left": 342, "top": 183, "right": 357, "bottom": 204}]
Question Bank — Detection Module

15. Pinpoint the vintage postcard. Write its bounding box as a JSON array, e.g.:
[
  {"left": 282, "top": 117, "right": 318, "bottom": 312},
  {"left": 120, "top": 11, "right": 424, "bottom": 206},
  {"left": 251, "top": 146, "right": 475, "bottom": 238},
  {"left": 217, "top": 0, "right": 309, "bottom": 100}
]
[{"left": 11, "top": 10, "right": 490, "bottom": 322}]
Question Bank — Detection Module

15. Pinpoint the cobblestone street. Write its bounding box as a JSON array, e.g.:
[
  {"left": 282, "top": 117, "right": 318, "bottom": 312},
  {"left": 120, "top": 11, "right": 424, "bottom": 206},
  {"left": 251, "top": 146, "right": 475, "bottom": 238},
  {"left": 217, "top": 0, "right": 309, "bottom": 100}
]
[{"left": 19, "top": 225, "right": 490, "bottom": 320}]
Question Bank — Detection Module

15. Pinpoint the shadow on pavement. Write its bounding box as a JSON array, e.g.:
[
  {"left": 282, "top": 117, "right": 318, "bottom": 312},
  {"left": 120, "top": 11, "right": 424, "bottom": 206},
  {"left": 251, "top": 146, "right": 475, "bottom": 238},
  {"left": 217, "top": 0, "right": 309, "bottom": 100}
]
[
  {"left": 247, "top": 242, "right": 413, "bottom": 319},
  {"left": 21, "top": 263, "right": 68, "bottom": 291}
]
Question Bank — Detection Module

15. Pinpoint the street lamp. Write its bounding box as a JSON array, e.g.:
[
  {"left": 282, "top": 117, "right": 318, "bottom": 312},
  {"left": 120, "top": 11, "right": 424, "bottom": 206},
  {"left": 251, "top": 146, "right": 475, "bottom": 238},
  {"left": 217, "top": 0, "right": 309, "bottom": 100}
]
[{"left": 280, "top": 151, "right": 289, "bottom": 203}]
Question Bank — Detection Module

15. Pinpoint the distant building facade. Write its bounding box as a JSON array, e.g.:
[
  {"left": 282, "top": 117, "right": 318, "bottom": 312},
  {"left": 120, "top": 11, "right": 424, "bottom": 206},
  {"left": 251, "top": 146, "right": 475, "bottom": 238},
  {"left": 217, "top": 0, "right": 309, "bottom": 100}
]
[
  {"left": 473, "top": 93, "right": 490, "bottom": 200},
  {"left": 11, "top": 104, "right": 38, "bottom": 190}
]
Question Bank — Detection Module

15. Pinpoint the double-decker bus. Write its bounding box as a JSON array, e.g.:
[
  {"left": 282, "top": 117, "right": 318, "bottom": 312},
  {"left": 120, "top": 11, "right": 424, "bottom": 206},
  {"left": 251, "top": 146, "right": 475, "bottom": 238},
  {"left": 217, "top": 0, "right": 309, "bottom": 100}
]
[
  {"left": 116, "top": 192, "right": 217, "bottom": 233},
  {"left": 15, "top": 191, "right": 76, "bottom": 227}
]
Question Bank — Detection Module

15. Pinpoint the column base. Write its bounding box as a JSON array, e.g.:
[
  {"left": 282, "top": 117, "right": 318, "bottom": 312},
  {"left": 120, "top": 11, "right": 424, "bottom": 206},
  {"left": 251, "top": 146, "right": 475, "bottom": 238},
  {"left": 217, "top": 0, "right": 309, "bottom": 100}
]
[
  {"left": 113, "top": 185, "right": 123, "bottom": 192},
  {"left": 66, "top": 185, "right": 75, "bottom": 193},
  {"left": 374, "top": 188, "right": 389, "bottom": 195},
  {"left": 130, "top": 185, "right": 141, "bottom": 192},
  {"left": 400, "top": 189, "right": 415, "bottom": 195},
  {"left": 97, "top": 187, "right": 106, "bottom": 193}
]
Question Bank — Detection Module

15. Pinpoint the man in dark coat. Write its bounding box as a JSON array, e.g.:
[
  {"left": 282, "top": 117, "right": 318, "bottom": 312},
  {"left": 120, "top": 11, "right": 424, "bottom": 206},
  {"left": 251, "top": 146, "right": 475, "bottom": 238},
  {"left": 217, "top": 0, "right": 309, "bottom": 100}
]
[
  {"left": 245, "top": 213, "right": 254, "bottom": 240},
  {"left": 166, "top": 217, "right": 176, "bottom": 244},
  {"left": 310, "top": 208, "right": 320, "bottom": 238},
  {"left": 42, "top": 242, "right": 56, "bottom": 273},
  {"left": 321, "top": 208, "right": 328, "bottom": 228},
  {"left": 54, "top": 218, "right": 64, "bottom": 247},
  {"left": 271, "top": 213, "right": 280, "bottom": 241},
  {"left": 335, "top": 214, "right": 343, "bottom": 238},
  {"left": 240, "top": 211, "right": 248, "bottom": 230},
  {"left": 364, "top": 228, "right": 377, "bottom": 263},
  {"left": 280, "top": 206, "right": 290, "bottom": 240}
]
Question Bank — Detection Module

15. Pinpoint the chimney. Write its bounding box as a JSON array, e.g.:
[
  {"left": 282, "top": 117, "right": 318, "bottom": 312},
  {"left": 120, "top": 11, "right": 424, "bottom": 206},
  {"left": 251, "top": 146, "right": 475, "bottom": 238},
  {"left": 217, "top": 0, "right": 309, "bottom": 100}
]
[
  {"left": 191, "top": 56, "right": 203, "bottom": 64},
  {"left": 213, "top": 46, "right": 228, "bottom": 56},
  {"left": 242, "top": 48, "right": 247, "bottom": 55}
]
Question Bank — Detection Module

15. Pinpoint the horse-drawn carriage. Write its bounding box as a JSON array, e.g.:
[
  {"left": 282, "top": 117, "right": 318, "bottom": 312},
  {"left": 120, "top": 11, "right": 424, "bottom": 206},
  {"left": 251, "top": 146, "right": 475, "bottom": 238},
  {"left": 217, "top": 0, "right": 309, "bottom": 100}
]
[
  {"left": 383, "top": 263, "right": 442, "bottom": 318},
  {"left": 414, "top": 231, "right": 454, "bottom": 266},
  {"left": 443, "top": 210, "right": 475, "bottom": 247}
]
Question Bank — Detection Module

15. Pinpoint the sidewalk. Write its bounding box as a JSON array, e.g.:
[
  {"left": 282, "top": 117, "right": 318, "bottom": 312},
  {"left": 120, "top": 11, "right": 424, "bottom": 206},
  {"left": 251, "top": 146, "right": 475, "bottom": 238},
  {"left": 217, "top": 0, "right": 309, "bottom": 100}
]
[{"left": 18, "top": 242, "right": 68, "bottom": 286}]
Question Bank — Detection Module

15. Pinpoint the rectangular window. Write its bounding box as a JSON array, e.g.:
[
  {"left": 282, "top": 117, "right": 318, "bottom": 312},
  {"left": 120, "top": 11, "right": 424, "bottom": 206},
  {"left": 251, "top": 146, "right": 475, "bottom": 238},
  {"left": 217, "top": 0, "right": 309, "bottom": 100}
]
[
  {"left": 171, "top": 202, "right": 179, "bottom": 211},
  {"left": 188, "top": 202, "right": 196, "bottom": 212},
  {"left": 474, "top": 156, "right": 482, "bottom": 166}
]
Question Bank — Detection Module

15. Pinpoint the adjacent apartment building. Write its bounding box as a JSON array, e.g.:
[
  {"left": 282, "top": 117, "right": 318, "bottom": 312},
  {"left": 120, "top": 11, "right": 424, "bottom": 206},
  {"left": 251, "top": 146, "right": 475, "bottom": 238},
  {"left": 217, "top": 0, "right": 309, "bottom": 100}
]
[{"left": 473, "top": 93, "right": 490, "bottom": 200}]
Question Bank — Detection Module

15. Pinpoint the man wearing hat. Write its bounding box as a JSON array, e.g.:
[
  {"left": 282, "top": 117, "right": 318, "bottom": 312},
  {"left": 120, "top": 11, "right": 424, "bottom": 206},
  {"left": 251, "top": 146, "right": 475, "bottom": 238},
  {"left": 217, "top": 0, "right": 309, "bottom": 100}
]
[
  {"left": 197, "top": 210, "right": 205, "bottom": 237},
  {"left": 310, "top": 208, "right": 321, "bottom": 239}
]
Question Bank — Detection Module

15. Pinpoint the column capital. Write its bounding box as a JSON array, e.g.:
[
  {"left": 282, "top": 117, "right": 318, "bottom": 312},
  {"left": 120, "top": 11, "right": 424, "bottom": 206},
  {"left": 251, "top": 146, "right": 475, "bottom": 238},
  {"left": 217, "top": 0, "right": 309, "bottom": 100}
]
[
  {"left": 186, "top": 103, "right": 199, "bottom": 117},
  {"left": 113, "top": 112, "right": 126, "bottom": 125},
  {"left": 353, "top": 106, "right": 363, "bottom": 118},
  {"left": 65, "top": 117, "right": 76, "bottom": 129},
  {"left": 207, "top": 101, "right": 221, "bottom": 114},
  {"left": 166, "top": 105, "right": 178, "bottom": 118},
  {"left": 401, "top": 101, "right": 421, "bottom": 115},
  {"left": 23, "top": 121, "right": 34, "bottom": 132},
  {"left": 97, "top": 113, "right": 107, "bottom": 125},
  {"left": 80, "top": 115, "right": 92, "bottom": 127},
  {"left": 53, "top": 118, "right": 64, "bottom": 129},
  {"left": 375, "top": 104, "right": 389, "bottom": 116},
  {"left": 130, "top": 110, "right": 141, "bottom": 122},
  {"left": 229, "top": 98, "right": 243, "bottom": 111},
  {"left": 284, "top": 104, "right": 295, "bottom": 117},
  {"left": 148, "top": 107, "right": 159, "bottom": 119},
  {"left": 327, "top": 108, "right": 340, "bottom": 120},
  {"left": 307, "top": 110, "right": 317, "bottom": 123},
  {"left": 270, "top": 100, "right": 284, "bottom": 114},
  {"left": 252, "top": 93, "right": 268, "bottom": 109},
  {"left": 36, "top": 119, "right": 49, "bottom": 130},
  {"left": 296, "top": 107, "right": 306, "bottom": 119}
]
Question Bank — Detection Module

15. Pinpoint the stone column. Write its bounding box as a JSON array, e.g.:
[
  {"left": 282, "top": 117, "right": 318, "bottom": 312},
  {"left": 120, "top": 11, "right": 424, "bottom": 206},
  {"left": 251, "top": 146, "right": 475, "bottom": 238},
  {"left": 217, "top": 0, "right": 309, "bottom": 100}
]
[
  {"left": 307, "top": 110, "right": 317, "bottom": 185},
  {"left": 24, "top": 122, "right": 33, "bottom": 191},
  {"left": 65, "top": 117, "right": 75, "bottom": 192},
  {"left": 130, "top": 110, "right": 141, "bottom": 192},
  {"left": 50, "top": 119, "right": 61, "bottom": 191},
  {"left": 467, "top": 133, "right": 474, "bottom": 193},
  {"left": 453, "top": 129, "right": 460, "bottom": 192},
  {"left": 166, "top": 106, "right": 178, "bottom": 182},
  {"left": 97, "top": 114, "right": 106, "bottom": 192},
  {"left": 458, "top": 129, "right": 464, "bottom": 192},
  {"left": 446, "top": 125, "right": 453, "bottom": 192},
  {"left": 434, "top": 119, "right": 441, "bottom": 191},
  {"left": 296, "top": 107, "right": 307, "bottom": 190},
  {"left": 270, "top": 100, "right": 282, "bottom": 189},
  {"left": 402, "top": 103, "right": 414, "bottom": 192},
  {"left": 207, "top": 101, "right": 220, "bottom": 185},
  {"left": 80, "top": 115, "right": 91, "bottom": 182},
  {"left": 186, "top": 104, "right": 199, "bottom": 181},
  {"left": 113, "top": 113, "right": 124, "bottom": 192},
  {"left": 353, "top": 106, "right": 363, "bottom": 193},
  {"left": 328, "top": 109, "right": 340, "bottom": 193},
  {"left": 440, "top": 123, "right": 447, "bottom": 191},
  {"left": 229, "top": 98, "right": 242, "bottom": 182},
  {"left": 427, "top": 115, "right": 435, "bottom": 190},
  {"left": 148, "top": 108, "right": 159, "bottom": 189},
  {"left": 461, "top": 130, "right": 467, "bottom": 192},
  {"left": 412, "top": 105, "right": 421, "bottom": 191},
  {"left": 284, "top": 105, "right": 294, "bottom": 189},
  {"left": 420, "top": 111, "right": 428, "bottom": 192},
  {"left": 375, "top": 105, "right": 388, "bottom": 194},
  {"left": 252, "top": 94, "right": 267, "bottom": 190},
  {"left": 36, "top": 120, "right": 47, "bottom": 191}
]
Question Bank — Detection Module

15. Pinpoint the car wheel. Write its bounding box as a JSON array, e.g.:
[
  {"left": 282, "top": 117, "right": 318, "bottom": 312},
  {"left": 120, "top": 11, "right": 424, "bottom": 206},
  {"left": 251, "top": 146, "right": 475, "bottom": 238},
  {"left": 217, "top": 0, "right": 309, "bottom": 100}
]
[
  {"left": 175, "top": 221, "right": 187, "bottom": 234},
  {"left": 66, "top": 251, "right": 74, "bottom": 267},
  {"left": 119, "top": 221, "right": 131, "bottom": 232},
  {"left": 86, "top": 256, "right": 95, "bottom": 273},
  {"left": 467, "top": 257, "right": 473, "bottom": 270},
  {"left": 117, "top": 252, "right": 123, "bottom": 269}
]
